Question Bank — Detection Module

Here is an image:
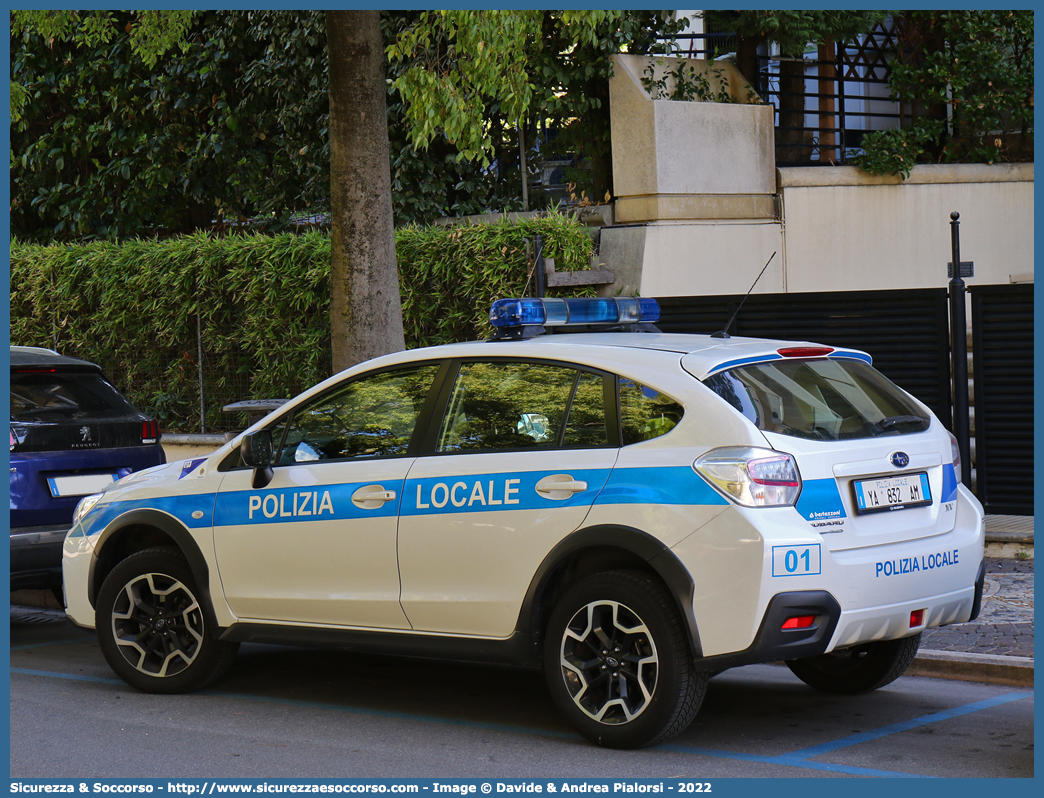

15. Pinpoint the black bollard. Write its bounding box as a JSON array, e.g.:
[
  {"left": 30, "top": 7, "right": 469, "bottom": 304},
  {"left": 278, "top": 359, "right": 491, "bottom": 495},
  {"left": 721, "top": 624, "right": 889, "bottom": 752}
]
[
  {"left": 533, "top": 235, "right": 546, "bottom": 298},
  {"left": 948, "top": 212, "right": 972, "bottom": 489}
]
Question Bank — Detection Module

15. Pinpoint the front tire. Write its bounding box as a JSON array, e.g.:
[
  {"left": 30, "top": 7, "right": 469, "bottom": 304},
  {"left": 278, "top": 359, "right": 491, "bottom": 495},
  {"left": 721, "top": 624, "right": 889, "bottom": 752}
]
[
  {"left": 543, "top": 570, "right": 706, "bottom": 748},
  {"left": 785, "top": 633, "right": 922, "bottom": 694},
  {"left": 95, "top": 547, "right": 238, "bottom": 694}
]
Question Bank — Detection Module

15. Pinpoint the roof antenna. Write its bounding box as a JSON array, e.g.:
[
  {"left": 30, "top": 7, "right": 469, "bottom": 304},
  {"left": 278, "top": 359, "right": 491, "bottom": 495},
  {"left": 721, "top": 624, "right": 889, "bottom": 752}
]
[{"left": 712, "top": 251, "right": 776, "bottom": 339}]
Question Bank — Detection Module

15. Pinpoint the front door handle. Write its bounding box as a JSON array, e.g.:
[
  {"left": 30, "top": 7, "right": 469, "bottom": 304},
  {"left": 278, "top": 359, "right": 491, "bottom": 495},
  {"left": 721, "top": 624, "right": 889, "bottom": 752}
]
[
  {"left": 351, "top": 485, "right": 397, "bottom": 509},
  {"left": 535, "top": 474, "right": 588, "bottom": 500}
]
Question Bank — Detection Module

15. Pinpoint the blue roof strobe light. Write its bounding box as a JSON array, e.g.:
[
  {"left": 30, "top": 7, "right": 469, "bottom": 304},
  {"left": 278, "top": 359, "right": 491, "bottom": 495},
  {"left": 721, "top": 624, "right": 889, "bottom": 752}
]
[{"left": 489, "top": 297, "right": 660, "bottom": 329}]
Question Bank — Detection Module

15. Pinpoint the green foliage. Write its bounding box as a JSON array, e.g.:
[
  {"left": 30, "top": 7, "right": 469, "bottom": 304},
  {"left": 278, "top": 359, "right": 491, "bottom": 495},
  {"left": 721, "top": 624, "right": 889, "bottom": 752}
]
[
  {"left": 641, "top": 60, "right": 734, "bottom": 103},
  {"left": 852, "top": 126, "right": 938, "bottom": 180},
  {"left": 858, "top": 11, "right": 1033, "bottom": 176},
  {"left": 10, "top": 11, "right": 331, "bottom": 240},
  {"left": 10, "top": 213, "right": 594, "bottom": 431},
  {"left": 11, "top": 10, "right": 195, "bottom": 67},
  {"left": 13, "top": 10, "right": 683, "bottom": 237},
  {"left": 386, "top": 10, "right": 688, "bottom": 202},
  {"left": 387, "top": 10, "right": 545, "bottom": 164},
  {"left": 728, "top": 10, "right": 885, "bottom": 59},
  {"left": 10, "top": 232, "right": 332, "bottom": 431},
  {"left": 397, "top": 211, "right": 595, "bottom": 349}
]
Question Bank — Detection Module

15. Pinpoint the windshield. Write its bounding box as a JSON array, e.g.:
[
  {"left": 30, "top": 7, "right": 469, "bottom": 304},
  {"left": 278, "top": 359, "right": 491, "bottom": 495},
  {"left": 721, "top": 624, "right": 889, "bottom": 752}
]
[{"left": 703, "top": 358, "right": 930, "bottom": 441}]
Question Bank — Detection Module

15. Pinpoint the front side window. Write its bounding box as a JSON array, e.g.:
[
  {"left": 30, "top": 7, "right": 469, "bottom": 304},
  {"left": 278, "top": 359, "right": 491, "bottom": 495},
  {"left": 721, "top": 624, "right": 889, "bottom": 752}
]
[
  {"left": 275, "top": 364, "right": 439, "bottom": 464},
  {"left": 703, "top": 358, "right": 930, "bottom": 441},
  {"left": 437, "top": 361, "right": 608, "bottom": 453}
]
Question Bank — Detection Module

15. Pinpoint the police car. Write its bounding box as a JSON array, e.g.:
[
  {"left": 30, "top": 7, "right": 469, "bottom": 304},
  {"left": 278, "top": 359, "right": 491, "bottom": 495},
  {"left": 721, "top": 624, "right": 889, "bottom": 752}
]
[{"left": 63, "top": 297, "right": 985, "bottom": 749}]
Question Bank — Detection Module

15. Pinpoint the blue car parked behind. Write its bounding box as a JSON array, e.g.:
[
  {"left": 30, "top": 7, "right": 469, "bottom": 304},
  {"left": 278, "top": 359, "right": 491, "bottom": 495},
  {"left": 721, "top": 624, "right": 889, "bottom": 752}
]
[{"left": 10, "top": 346, "right": 166, "bottom": 592}]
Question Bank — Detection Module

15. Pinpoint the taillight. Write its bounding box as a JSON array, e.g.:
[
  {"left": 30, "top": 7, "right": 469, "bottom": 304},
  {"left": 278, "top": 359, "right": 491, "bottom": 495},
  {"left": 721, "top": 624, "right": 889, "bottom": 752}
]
[
  {"left": 782, "top": 615, "right": 816, "bottom": 630},
  {"left": 142, "top": 419, "right": 161, "bottom": 444},
  {"left": 777, "top": 346, "right": 834, "bottom": 358},
  {"left": 693, "top": 447, "right": 802, "bottom": 507},
  {"left": 947, "top": 430, "right": 962, "bottom": 484}
]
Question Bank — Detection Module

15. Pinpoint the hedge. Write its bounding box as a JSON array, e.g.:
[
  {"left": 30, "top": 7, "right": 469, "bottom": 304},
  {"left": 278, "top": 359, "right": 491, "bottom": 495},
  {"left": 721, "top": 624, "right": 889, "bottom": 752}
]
[{"left": 10, "top": 212, "right": 595, "bottom": 432}]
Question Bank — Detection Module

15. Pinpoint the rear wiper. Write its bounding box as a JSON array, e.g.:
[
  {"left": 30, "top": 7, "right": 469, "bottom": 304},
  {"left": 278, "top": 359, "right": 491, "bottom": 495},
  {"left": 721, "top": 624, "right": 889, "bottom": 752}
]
[{"left": 875, "top": 415, "right": 924, "bottom": 431}]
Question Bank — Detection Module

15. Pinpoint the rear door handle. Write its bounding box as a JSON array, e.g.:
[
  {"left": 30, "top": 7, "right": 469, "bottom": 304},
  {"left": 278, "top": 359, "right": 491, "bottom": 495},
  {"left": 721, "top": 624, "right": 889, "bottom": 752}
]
[
  {"left": 351, "top": 485, "right": 397, "bottom": 509},
  {"left": 535, "top": 474, "right": 588, "bottom": 500}
]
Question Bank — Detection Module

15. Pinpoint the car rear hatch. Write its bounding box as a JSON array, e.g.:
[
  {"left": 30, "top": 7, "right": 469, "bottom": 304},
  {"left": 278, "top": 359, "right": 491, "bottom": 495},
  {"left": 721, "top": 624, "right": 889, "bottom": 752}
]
[
  {"left": 692, "top": 351, "right": 960, "bottom": 551},
  {"left": 763, "top": 429, "right": 959, "bottom": 551},
  {"left": 10, "top": 367, "right": 164, "bottom": 526}
]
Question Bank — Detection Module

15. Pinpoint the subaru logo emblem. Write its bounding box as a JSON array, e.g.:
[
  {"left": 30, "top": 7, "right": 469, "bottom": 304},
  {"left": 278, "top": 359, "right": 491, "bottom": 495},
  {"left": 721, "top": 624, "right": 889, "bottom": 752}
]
[{"left": 890, "top": 451, "right": 910, "bottom": 468}]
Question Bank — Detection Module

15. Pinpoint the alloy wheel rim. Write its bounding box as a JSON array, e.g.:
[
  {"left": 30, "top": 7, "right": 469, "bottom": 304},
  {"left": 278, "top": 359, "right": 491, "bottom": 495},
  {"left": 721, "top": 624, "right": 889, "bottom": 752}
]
[
  {"left": 110, "top": 572, "right": 204, "bottom": 677},
  {"left": 559, "top": 599, "right": 658, "bottom": 724}
]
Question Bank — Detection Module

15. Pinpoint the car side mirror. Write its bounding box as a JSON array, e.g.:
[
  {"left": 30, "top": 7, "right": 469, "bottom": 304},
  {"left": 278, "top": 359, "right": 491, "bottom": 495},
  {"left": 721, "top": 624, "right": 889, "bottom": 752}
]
[{"left": 241, "top": 431, "right": 274, "bottom": 489}]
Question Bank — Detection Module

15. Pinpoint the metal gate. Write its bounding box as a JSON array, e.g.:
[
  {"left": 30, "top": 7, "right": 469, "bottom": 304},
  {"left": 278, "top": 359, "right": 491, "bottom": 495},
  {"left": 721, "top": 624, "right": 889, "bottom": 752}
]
[
  {"left": 655, "top": 288, "right": 952, "bottom": 422},
  {"left": 970, "top": 284, "right": 1034, "bottom": 515}
]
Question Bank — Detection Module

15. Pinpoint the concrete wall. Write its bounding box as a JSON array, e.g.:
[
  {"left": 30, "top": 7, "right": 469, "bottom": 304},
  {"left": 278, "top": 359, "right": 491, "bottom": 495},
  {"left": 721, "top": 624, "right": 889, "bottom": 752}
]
[
  {"left": 603, "top": 53, "right": 1033, "bottom": 297},
  {"left": 778, "top": 164, "right": 1034, "bottom": 292},
  {"left": 598, "top": 163, "right": 1033, "bottom": 297},
  {"left": 610, "top": 54, "right": 776, "bottom": 224}
]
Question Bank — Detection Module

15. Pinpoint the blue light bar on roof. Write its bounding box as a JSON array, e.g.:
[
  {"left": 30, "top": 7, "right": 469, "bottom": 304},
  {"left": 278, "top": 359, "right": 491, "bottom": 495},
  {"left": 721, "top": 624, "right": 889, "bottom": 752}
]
[{"left": 489, "top": 297, "right": 660, "bottom": 329}]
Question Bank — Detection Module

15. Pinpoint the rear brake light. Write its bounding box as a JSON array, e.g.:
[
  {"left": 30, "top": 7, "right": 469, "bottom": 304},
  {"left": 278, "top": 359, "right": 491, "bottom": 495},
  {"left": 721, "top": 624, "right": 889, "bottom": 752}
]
[
  {"left": 781, "top": 615, "right": 816, "bottom": 630},
  {"left": 693, "top": 447, "right": 802, "bottom": 507},
  {"left": 14, "top": 368, "right": 57, "bottom": 373},
  {"left": 142, "top": 419, "right": 161, "bottom": 444},
  {"left": 777, "top": 347, "right": 834, "bottom": 358}
]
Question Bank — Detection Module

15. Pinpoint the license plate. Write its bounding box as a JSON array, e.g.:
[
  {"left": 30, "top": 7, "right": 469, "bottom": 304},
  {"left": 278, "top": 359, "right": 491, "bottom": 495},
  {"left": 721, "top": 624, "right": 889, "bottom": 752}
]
[
  {"left": 47, "top": 473, "right": 118, "bottom": 498},
  {"left": 852, "top": 473, "right": 931, "bottom": 514}
]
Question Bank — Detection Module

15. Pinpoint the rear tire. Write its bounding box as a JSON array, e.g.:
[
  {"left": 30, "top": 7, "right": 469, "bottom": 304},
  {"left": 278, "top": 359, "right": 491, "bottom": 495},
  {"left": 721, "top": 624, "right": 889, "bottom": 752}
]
[
  {"left": 543, "top": 570, "right": 706, "bottom": 748},
  {"left": 95, "top": 547, "right": 238, "bottom": 694},
  {"left": 785, "top": 633, "right": 922, "bottom": 694}
]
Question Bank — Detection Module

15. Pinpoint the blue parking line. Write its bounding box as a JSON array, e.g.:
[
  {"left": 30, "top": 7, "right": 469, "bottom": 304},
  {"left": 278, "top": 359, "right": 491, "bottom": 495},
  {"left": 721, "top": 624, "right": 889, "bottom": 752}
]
[
  {"left": 663, "top": 690, "right": 1032, "bottom": 777},
  {"left": 11, "top": 636, "right": 93, "bottom": 651},
  {"left": 12, "top": 667, "right": 123, "bottom": 685},
  {"left": 11, "top": 666, "right": 1031, "bottom": 778},
  {"left": 784, "top": 691, "right": 1033, "bottom": 759},
  {"left": 656, "top": 743, "right": 934, "bottom": 778}
]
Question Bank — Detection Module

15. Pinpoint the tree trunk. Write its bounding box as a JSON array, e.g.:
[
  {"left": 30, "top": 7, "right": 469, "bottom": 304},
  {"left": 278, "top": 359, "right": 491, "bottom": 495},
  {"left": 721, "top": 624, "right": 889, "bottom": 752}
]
[
  {"left": 776, "top": 59, "right": 810, "bottom": 164},
  {"left": 735, "top": 35, "right": 763, "bottom": 90},
  {"left": 327, "top": 10, "right": 405, "bottom": 374}
]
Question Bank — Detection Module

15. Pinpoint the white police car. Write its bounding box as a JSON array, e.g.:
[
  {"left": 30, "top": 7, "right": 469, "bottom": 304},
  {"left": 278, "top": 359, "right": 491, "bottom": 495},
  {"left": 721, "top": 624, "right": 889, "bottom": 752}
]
[{"left": 63, "top": 297, "right": 985, "bottom": 749}]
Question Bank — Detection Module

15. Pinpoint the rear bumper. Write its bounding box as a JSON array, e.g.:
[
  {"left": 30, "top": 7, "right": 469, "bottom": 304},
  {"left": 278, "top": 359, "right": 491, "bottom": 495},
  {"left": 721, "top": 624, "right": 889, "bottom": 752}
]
[
  {"left": 10, "top": 524, "right": 69, "bottom": 589},
  {"left": 827, "top": 572, "right": 980, "bottom": 651}
]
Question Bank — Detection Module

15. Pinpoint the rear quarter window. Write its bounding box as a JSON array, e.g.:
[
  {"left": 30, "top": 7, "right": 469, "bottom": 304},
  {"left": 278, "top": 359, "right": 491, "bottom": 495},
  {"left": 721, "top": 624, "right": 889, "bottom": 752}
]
[{"left": 619, "top": 378, "right": 684, "bottom": 445}]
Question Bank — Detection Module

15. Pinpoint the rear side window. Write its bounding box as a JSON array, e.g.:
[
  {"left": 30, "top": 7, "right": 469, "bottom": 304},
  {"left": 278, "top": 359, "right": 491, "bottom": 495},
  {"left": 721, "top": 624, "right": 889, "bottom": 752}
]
[
  {"left": 703, "top": 358, "right": 929, "bottom": 441},
  {"left": 437, "top": 361, "right": 610, "bottom": 453},
  {"left": 11, "top": 371, "right": 139, "bottom": 421}
]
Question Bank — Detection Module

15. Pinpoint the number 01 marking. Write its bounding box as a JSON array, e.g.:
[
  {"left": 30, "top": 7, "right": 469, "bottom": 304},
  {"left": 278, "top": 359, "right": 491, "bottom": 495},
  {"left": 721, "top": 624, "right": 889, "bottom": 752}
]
[{"left": 772, "top": 544, "right": 822, "bottom": 577}]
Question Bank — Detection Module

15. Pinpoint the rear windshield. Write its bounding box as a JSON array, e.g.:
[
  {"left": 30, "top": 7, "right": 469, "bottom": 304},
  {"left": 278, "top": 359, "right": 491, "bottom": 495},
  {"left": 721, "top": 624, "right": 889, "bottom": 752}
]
[
  {"left": 11, "top": 371, "right": 140, "bottom": 422},
  {"left": 703, "top": 358, "right": 929, "bottom": 441}
]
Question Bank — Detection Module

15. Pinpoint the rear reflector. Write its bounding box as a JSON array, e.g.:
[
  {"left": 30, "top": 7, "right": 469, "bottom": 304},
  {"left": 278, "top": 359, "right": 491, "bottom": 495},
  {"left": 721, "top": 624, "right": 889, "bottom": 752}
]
[
  {"left": 777, "top": 347, "right": 835, "bottom": 358},
  {"left": 781, "top": 615, "right": 816, "bottom": 630},
  {"left": 910, "top": 609, "right": 925, "bottom": 628}
]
